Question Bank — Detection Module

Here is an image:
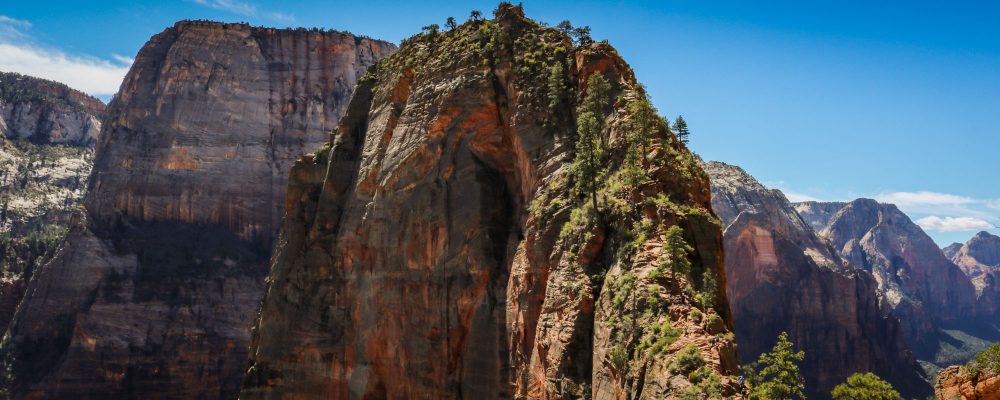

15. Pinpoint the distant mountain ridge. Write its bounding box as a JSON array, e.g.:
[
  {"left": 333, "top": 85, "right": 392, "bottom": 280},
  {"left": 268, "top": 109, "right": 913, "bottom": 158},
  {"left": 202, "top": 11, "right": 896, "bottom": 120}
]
[
  {"left": 0, "top": 71, "right": 105, "bottom": 146},
  {"left": 706, "top": 161, "right": 929, "bottom": 398}
]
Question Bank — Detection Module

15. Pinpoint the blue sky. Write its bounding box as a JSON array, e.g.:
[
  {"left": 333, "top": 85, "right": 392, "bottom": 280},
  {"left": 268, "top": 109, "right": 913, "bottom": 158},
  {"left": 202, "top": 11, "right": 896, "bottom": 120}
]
[{"left": 1, "top": 0, "right": 997, "bottom": 246}]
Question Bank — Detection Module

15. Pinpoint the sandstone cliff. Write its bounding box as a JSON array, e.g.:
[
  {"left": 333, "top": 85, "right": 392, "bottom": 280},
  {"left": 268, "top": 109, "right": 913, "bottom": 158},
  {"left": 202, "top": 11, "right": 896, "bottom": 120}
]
[
  {"left": 243, "top": 5, "right": 740, "bottom": 399},
  {"left": 935, "top": 366, "right": 1000, "bottom": 400},
  {"left": 793, "top": 200, "right": 979, "bottom": 357},
  {"left": 706, "top": 162, "right": 928, "bottom": 398},
  {"left": 0, "top": 71, "right": 104, "bottom": 146},
  {"left": 4, "top": 21, "right": 393, "bottom": 399},
  {"left": 0, "top": 72, "right": 101, "bottom": 335},
  {"left": 947, "top": 231, "right": 1000, "bottom": 315}
]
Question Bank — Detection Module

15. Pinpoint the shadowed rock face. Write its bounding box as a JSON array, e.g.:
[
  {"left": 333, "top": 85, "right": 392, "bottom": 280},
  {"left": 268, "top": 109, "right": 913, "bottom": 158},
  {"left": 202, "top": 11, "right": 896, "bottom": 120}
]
[
  {"left": 0, "top": 71, "right": 105, "bottom": 146},
  {"left": 793, "top": 200, "right": 979, "bottom": 354},
  {"left": 242, "top": 5, "right": 740, "bottom": 399},
  {"left": 5, "top": 21, "right": 394, "bottom": 399},
  {"left": 707, "top": 162, "right": 929, "bottom": 399}
]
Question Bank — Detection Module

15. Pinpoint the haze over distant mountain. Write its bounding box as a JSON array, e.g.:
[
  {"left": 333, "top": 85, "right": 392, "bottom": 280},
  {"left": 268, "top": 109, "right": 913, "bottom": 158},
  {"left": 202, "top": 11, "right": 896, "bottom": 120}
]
[
  {"left": 795, "top": 200, "right": 999, "bottom": 372},
  {"left": 706, "top": 161, "right": 928, "bottom": 398}
]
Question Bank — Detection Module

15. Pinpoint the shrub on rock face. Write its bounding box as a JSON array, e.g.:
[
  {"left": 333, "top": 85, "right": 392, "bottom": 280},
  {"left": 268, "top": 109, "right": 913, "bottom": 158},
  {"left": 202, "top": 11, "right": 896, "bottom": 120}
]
[
  {"left": 965, "top": 342, "right": 1000, "bottom": 378},
  {"left": 831, "top": 372, "right": 900, "bottom": 400}
]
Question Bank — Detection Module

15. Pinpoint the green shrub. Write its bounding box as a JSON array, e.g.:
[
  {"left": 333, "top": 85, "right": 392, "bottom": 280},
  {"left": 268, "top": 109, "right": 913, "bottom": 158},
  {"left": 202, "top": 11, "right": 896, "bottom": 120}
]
[
  {"left": 966, "top": 342, "right": 1000, "bottom": 378},
  {"left": 830, "top": 372, "right": 900, "bottom": 400},
  {"left": 669, "top": 344, "right": 705, "bottom": 376}
]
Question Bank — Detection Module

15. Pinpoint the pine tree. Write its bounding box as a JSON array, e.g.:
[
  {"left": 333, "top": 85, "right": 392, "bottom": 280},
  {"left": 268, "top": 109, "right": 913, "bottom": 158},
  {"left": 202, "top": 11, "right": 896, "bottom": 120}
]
[
  {"left": 750, "top": 332, "right": 806, "bottom": 400},
  {"left": 556, "top": 20, "right": 573, "bottom": 35},
  {"left": 831, "top": 373, "right": 900, "bottom": 400},
  {"left": 445, "top": 17, "right": 457, "bottom": 31},
  {"left": 674, "top": 115, "right": 690, "bottom": 144},
  {"left": 572, "top": 111, "right": 603, "bottom": 210},
  {"left": 659, "top": 225, "right": 692, "bottom": 281},
  {"left": 570, "top": 73, "right": 612, "bottom": 209},
  {"left": 470, "top": 10, "right": 482, "bottom": 22},
  {"left": 546, "top": 62, "right": 567, "bottom": 114}
]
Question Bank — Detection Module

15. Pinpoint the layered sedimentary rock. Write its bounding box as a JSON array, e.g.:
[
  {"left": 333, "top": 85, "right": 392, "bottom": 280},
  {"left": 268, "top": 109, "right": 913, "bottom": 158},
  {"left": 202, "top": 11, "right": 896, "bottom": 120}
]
[
  {"left": 0, "top": 73, "right": 101, "bottom": 334},
  {"left": 793, "top": 200, "right": 978, "bottom": 354},
  {"left": 706, "top": 162, "right": 928, "bottom": 398},
  {"left": 0, "top": 71, "right": 104, "bottom": 146},
  {"left": 935, "top": 366, "right": 1000, "bottom": 400},
  {"left": 947, "top": 231, "right": 1000, "bottom": 318},
  {"left": 243, "top": 5, "right": 740, "bottom": 399},
  {"left": 5, "top": 21, "right": 393, "bottom": 399}
]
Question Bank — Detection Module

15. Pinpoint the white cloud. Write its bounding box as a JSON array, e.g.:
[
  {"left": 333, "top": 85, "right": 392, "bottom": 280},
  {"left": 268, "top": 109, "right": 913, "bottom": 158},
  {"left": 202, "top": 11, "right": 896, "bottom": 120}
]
[
  {"left": 191, "top": 0, "right": 295, "bottom": 22},
  {"left": 0, "top": 15, "right": 131, "bottom": 96},
  {"left": 875, "top": 191, "right": 976, "bottom": 207},
  {"left": 916, "top": 216, "right": 994, "bottom": 232},
  {"left": 779, "top": 189, "right": 821, "bottom": 203},
  {"left": 988, "top": 199, "right": 1000, "bottom": 210},
  {"left": 0, "top": 43, "right": 131, "bottom": 96},
  {"left": 0, "top": 16, "right": 31, "bottom": 29},
  {"left": 193, "top": 0, "right": 257, "bottom": 16}
]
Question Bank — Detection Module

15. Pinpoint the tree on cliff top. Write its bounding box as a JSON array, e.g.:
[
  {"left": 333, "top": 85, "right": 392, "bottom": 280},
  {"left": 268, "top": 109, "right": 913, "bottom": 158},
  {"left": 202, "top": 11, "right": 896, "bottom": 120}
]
[
  {"left": 831, "top": 373, "right": 900, "bottom": 400},
  {"left": 748, "top": 332, "right": 806, "bottom": 400},
  {"left": 674, "top": 116, "right": 690, "bottom": 144}
]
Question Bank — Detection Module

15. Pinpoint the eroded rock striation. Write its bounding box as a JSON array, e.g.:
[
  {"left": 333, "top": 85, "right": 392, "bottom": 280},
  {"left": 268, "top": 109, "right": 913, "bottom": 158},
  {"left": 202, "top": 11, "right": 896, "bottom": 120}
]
[
  {"left": 5, "top": 21, "right": 393, "bottom": 399},
  {"left": 706, "top": 162, "right": 928, "bottom": 398},
  {"left": 0, "top": 71, "right": 105, "bottom": 146},
  {"left": 243, "top": 5, "right": 740, "bottom": 399}
]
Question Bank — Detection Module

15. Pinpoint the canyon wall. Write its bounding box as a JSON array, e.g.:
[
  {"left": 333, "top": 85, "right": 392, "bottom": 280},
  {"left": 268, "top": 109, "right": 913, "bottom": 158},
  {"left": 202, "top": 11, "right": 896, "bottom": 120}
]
[
  {"left": 243, "top": 5, "right": 741, "bottom": 399},
  {"left": 4, "top": 21, "right": 393, "bottom": 399},
  {"left": 706, "top": 162, "right": 928, "bottom": 398},
  {"left": 794, "top": 200, "right": 979, "bottom": 356},
  {"left": 0, "top": 72, "right": 102, "bottom": 336},
  {"left": 0, "top": 71, "right": 105, "bottom": 146}
]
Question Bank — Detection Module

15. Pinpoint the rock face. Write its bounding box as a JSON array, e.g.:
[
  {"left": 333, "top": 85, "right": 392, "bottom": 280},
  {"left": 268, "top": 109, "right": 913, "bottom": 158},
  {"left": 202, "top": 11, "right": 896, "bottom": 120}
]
[
  {"left": 0, "top": 71, "right": 105, "bottom": 146},
  {"left": 243, "top": 5, "right": 740, "bottom": 399},
  {"left": 706, "top": 162, "right": 928, "bottom": 398},
  {"left": 947, "top": 231, "right": 1000, "bottom": 318},
  {"left": 935, "top": 366, "right": 1000, "bottom": 400},
  {"left": 0, "top": 72, "right": 101, "bottom": 335},
  {"left": 5, "top": 21, "right": 394, "bottom": 399},
  {"left": 793, "top": 200, "right": 979, "bottom": 355}
]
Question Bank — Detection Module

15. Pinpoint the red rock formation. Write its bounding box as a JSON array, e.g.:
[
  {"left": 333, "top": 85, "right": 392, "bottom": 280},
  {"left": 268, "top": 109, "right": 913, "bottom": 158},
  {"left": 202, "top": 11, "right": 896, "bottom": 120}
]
[
  {"left": 707, "top": 162, "right": 929, "bottom": 398},
  {"left": 935, "top": 366, "right": 1000, "bottom": 400},
  {"left": 242, "top": 5, "right": 740, "bottom": 399},
  {"left": 5, "top": 21, "right": 393, "bottom": 399}
]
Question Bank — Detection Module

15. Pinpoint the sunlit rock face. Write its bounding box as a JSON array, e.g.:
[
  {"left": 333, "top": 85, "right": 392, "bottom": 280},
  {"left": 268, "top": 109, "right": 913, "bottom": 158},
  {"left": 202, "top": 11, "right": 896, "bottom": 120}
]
[
  {"left": 0, "top": 71, "right": 105, "bottom": 146},
  {"left": 935, "top": 366, "right": 1000, "bottom": 400},
  {"left": 707, "top": 162, "right": 929, "bottom": 399},
  {"left": 793, "top": 199, "right": 979, "bottom": 355},
  {"left": 5, "top": 20, "right": 393, "bottom": 399},
  {"left": 242, "top": 5, "right": 742, "bottom": 399},
  {"left": 947, "top": 231, "right": 1000, "bottom": 316}
]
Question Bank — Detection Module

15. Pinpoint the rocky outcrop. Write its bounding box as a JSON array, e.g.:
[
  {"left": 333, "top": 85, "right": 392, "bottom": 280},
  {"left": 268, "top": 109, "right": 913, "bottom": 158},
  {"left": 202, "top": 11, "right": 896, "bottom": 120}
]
[
  {"left": 793, "top": 200, "right": 979, "bottom": 355},
  {"left": 243, "top": 5, "right": 740, "bottom": 399},
  {"left": 947, "top": 231, "right": 1000, "bottom": 317},
  {"left": 0, "top": 72, "right": 100, "bottom": 293},
  {"left": 0, "top": 71, "right": 105, "bottom": 146},
  {"left": 707, "top": 162, "right": 928, "bottom": 398},
  {"left": 935, "top": 366, "right": 1000, "bottom": 400},
  {"left": 5, "top": 21, "right": 394, "bottom": 399}
]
